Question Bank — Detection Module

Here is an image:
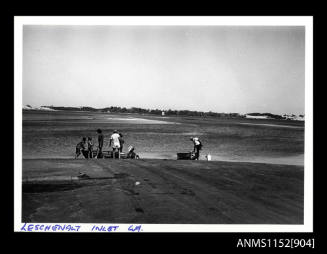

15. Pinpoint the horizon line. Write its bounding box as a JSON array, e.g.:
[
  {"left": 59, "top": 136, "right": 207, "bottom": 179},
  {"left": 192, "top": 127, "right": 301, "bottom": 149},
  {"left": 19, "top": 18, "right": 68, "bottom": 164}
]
[{"left": 23, "top": 104, "right": 305, "bottom": 116}]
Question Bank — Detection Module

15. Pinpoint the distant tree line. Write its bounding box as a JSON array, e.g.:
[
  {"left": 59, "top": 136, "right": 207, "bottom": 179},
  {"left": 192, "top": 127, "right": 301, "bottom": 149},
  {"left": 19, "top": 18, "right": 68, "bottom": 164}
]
[
  {"left": 43, "top": 105, "right": 300, "bottom": 120},
  {"left": 44, "top": 105, "right": 245, "bottom": 118}
]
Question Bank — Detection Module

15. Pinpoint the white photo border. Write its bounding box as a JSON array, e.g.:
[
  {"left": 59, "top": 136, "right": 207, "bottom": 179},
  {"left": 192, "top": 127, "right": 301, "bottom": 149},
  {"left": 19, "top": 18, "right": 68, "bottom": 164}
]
[{"left": 14, "top": 16, "right": 313, "bottom": 232}]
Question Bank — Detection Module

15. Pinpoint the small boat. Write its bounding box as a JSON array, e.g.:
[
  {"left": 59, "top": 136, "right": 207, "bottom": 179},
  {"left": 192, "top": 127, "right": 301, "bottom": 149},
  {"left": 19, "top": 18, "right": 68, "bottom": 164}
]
[{"left": 92, "top": 148, "right": 140, "bottom": 159}]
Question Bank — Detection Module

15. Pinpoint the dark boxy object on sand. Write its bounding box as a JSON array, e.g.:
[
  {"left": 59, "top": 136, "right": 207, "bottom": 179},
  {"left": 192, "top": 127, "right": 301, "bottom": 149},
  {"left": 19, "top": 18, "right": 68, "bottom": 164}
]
[{"left": 177, "top": 152, "right": 195, "bottom": 160}]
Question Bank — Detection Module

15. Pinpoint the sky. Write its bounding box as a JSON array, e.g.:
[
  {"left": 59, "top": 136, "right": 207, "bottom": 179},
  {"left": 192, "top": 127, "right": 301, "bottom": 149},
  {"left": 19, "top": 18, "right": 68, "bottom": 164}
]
[{"left": 23, "top": 25, "right": 305, "bottom": 115}]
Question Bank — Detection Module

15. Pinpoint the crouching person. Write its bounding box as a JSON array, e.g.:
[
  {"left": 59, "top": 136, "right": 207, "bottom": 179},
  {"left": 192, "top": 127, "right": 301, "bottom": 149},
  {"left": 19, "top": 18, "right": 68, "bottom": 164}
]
[
  {"left": 127, "top": 146, "right": 139, "bottom": 159},
  {"left": 75, "top": 137, "right": 88, "bottom": 159}
]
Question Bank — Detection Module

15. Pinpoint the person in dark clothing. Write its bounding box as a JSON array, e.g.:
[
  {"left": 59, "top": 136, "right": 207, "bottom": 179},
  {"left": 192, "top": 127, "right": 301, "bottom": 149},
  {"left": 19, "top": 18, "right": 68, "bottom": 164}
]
[
  {"left": 96, "top": 129, "right": 104, "bottom": 158},
  {"left": 87, "top": 137, "right": 94, "bottom": 158},
  {"left": 119, "top": 132, "right": 124, "bottom": 153},
  {"left": 190, "top": 137, "right": 202, "bottom": 160},
  {"left": 75, "top": 137, "right": 88, "bottom": 159}
]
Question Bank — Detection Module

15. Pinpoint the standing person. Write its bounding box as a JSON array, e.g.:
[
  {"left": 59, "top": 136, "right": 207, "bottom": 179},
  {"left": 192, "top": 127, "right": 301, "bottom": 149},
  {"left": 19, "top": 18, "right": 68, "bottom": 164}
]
[
  {"left": 75, "top": 137, "right": 88, "bottom": 159},
  {"left": 96, "top": 129, "right": 104, "bottom": 158},
  {"left": 118, "top": 132, "right": 124, "bottom": 153},
  {"left": 190, "top": 137, "right": 202, "bottom": 160},
  {"left": 109, "top": 130, "right": 121, "bottom": 159},
  {"left": 87, "top": 137, "right": 94, "bottom": 159}
]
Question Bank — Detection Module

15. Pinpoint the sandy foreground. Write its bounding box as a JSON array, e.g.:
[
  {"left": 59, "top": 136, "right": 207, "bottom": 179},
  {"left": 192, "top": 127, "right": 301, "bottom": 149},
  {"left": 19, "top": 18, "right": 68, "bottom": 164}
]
[{"left": 22, "top": 158, "right": 304, "bottom": 224}]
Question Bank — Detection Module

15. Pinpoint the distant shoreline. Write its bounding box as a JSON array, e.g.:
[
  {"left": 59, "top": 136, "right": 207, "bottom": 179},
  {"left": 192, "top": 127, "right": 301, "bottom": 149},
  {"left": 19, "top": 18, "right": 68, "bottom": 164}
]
[{"left": 23, "top": 105, "right": 305, "bottom": 121}]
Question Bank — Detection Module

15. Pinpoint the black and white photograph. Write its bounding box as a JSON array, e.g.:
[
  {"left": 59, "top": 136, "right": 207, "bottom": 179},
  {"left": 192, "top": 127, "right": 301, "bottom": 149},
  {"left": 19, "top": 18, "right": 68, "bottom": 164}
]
[{"left": 14, "top": 16, "right": 313, "bottom": 233}]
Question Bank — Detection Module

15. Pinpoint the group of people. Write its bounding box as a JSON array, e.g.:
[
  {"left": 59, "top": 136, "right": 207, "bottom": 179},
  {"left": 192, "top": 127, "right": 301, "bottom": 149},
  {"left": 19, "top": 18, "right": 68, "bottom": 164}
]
[
  {"left": 75, "top": 136, "right": 94, "bottom": 159},
  {"left": 75, "top": 129, "right": 203, "bottom": 160},
  {"left": 75, "top": 129, "right": 136, "bottom": 159}
]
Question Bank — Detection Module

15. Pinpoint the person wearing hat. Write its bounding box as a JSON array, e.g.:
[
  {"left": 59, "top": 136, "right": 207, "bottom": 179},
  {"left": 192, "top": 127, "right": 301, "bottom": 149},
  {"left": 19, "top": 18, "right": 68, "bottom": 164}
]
[
  {"left": 190, "top": 137, "right": 202, "bottom": 160},
  {"left": 109, "top": 130, "right": 121, "bottom": 159}
]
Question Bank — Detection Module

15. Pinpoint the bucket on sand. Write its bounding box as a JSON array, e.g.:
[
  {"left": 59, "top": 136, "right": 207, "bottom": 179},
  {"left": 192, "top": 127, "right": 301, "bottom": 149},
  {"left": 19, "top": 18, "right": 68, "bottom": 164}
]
[{"left": 206, "top": 154, "right": 212, "bottom": 161}]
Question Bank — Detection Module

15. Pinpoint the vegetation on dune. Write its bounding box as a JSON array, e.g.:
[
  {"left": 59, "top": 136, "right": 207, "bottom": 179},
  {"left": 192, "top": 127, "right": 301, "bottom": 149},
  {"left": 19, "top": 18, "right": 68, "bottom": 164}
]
[{"left": 38, "top": 105, "right": 297, "bottom": 120}]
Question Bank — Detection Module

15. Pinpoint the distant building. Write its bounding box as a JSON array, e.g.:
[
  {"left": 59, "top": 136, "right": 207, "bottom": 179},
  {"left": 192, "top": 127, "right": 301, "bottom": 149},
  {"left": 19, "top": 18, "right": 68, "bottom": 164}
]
[
  {"left": 162, "top": 111, "right": 165, "bottom": 116},
  {"left": 245, "top": 114, "right": 270, "bottom": 119}
]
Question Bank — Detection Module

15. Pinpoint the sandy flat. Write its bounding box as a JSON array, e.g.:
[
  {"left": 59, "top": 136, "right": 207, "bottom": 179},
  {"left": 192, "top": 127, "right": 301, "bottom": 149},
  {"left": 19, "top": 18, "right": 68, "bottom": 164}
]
[{"left": 22, "top": 158, "right": 304, "bottom": 224}]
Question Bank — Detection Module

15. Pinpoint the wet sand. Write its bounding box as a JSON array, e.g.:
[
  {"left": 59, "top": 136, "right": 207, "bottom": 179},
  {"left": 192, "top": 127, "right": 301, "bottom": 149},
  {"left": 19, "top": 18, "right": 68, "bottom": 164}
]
[{"left": 22, "top": 158, "right": 304, "bottom": 224}]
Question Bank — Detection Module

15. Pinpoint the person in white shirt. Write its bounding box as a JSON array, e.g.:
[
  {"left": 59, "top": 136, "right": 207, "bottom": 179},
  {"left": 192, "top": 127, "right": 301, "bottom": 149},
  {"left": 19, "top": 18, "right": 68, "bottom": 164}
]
[{"left": 109, "top": 130, "right": 121, "bottom": 159}]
